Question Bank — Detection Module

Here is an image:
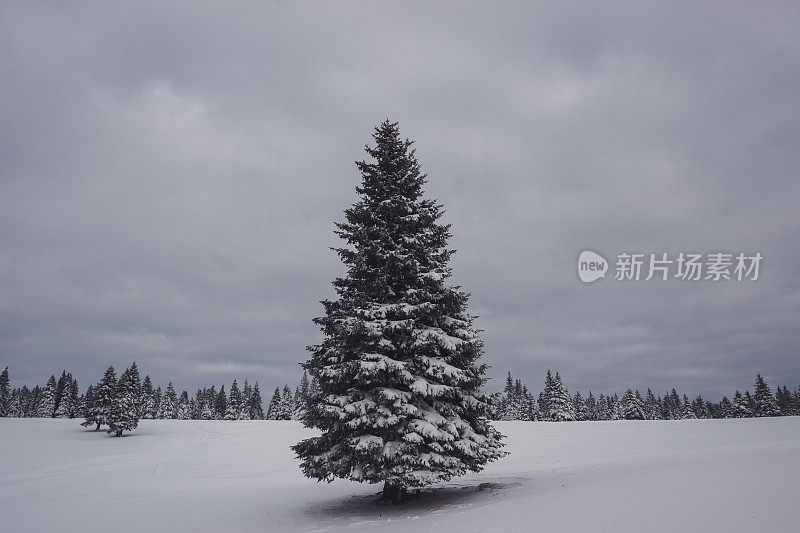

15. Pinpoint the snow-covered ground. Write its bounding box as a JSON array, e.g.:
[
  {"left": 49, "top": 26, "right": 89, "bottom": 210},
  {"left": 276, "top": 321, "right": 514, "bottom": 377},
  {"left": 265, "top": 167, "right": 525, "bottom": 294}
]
[{"left": 1, "top": 417, "right": 798, "bottom": 532}]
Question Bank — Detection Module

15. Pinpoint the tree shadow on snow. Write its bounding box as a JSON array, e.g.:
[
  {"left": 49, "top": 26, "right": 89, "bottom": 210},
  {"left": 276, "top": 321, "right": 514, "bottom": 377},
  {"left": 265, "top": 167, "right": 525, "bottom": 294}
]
[{"left": 305, "top": 478, "right": 523, "bottom": 528}]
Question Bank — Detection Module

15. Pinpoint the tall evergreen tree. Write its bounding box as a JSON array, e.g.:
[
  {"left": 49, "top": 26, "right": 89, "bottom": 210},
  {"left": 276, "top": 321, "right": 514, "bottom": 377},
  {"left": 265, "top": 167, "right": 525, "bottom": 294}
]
[
  {"left": 293, "top": 121, "right": 505, "bottom": 502},
  {"left": 108, "top": 365, "right": 140, "bottom": 437},
  {"left": 622, "top": 389, "right": 646, "bottom": 420},
  {"left": 215, "top": 385, "right": 227, "bottom": 420},
  {"left": 573, "top": 391, "right": 587, "bottom": 421},
  {"left": 225, "top": 379, "right": 242, "bottom": 420},
  {"left": 250, "top": 382, "right": 265, "bottom": 420},
  {"left": 82, "top": 366, "right": 117, "bottom": 430},
  {"left": 280, "top": 385, "right": 294, "bottom": 420},
  {"left": 158, "top": 382, "right": 178, "bottom": 419},
  {"left": 681, "top": 394, "right": 697, "bottom": 419},
  {"left": 753, "top": 373, "right": 780, "bottom": 417},
  {"left": 0, "top": 366, "right": 10, "bottom": 417},
  {"left": 548, "top": 373, "right": 575, "bottom": 421},
  {"left": 177, "top": 390, "right": 191, "bottom": 420},
  {"left": 38, "top": 375, "right": 58, "bottom": 418},
  {"left": 266, "top": 387, "right": 281, "bottom": 420},
  {"left": 140, "top": 375, "right": 155, "bottom": 419},
  {"left": 240, "top": 379, "right": 253, "bottom": 420}
]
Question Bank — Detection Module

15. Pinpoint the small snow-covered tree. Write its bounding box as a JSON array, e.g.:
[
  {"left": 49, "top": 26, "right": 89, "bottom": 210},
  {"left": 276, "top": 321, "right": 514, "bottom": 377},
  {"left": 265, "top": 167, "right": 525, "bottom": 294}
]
[
  {"left": 266, "top": 387, "right": 281, "bottom": 420},
  {"left": 240, "top": 379, "right": 252, "bottom": 420},
  {"left": 0, "top": 367, "right": 10, "bottom": 417},
  {"left": 585, "top": 390, "right": 598, "bottom": 421},
  {"left": 549, "top": 373, "right": 575, "bottom": 421},
  {"left": 249, "top": 382, "right": 265, "bottom": 420},
  {"left": 280, "top": 385, "right": 294, "bottom": 420},
  {"left": 732, "top": 390, "right": 752, "bottom": 417},
  {"left": 622, "top": 389, "right": 646, "bottom": 420},
  {"left": 82, "top": 366, "right": 116, "bottom": 430},
  {"left": 177, "top": 390, "right": 190, "bottom": 420},
  {"left": 225, "top": 380, "right": 242, "bottom": 420},
  {"left": 753, "top": 374, "right": 780, "bottom": 417},
  {"left": 158, "top": 382, "right": 178, "bottom": 419},
  {"left": 573, "top": 391, "right": 587, "bottom": 421},
  {"left": 681, "top": 394, "right": 697, "bottom": 419},
  {"left": 293, "top": 121, "right": 505, "bottom": 503},
  {"left": 140, "top": 375, "right": 155, "bottom": 418},
  {"left": 214, "top": 385, "right": 227, "bottom": 420},
  {"left": 38, "top": 375, "right": 58, "bottom": 418},
  {"left": 108, "top": 365, "right": 140, "bottom": 437}
]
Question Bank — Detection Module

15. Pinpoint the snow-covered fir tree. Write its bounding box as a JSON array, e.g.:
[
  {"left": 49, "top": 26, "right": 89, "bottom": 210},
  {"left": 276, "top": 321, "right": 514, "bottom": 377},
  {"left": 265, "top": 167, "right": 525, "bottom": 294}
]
[
  {"left": 280, "top": 385, "right": 294, "bottom": 420},
  {"left": 54, "top": 375, "right": 78, "bottom": 418},
  {"left": 225, "top": 379, "right": 242, "bottom": 420},
  {"left": 681, "top": 394, "right": 697, "bottom": 419},
  {"left": 0, "top": 366, "right": 10, "bottom": 417},
  {"left": 585, "top": 390, "right": 598, "bottom": 421},
  {"left": 158, "top": 382, "right": 178, "bottom": 419},
  {"left": 753, "top": 373, "right": 780, "bottom": 417},
  {"left": 548, "top": 373, "right": 575, "bottom": 421},
  {"left": 37, "top": 375, "right": 58, "bottom": 418},
  {"left": 622, "top": 388, "right": 646, "bottom": 420},
  {"left": 573, "top": 391, "right": 587, "bottom": 421},
  {"left": 108, "top": 365, "right": 140, "bottom": 437},
  {"left": 214, "top": 385, "right": 227, "bottom": 420},
  {"left": 240, "top": 379, "right": 252, "bottom": 420},
  {"left": 249, "top": 382, "right": 265, "bottom": 420},
  {"left": 644, "top": 389, "right": 660, "bottom": 420},
  {"left": 82, "top": 366, "right": 117, "bottom": 430},
  {"left": 140, "top": 375, "right": 155, "bottom": 419},
  {"left": 293, "top": 121, "right": 505, "bottom": 503},
  {"left": 177, "top": 390, "right": 191, "bottom": 420},
  {"left": 266, "top": 387, "right": 281, "bottom": 420}
]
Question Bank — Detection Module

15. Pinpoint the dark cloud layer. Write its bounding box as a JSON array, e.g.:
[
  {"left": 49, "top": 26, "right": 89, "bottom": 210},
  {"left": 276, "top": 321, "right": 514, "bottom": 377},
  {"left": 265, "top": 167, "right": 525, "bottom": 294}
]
[{"left": 2, "top": 2, "right": 799, "bottom": 398}]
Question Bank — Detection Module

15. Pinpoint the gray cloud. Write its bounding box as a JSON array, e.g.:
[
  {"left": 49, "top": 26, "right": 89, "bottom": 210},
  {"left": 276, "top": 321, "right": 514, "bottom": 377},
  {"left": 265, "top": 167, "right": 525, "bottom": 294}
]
[{"left": 1, "top": 1, "right": 799, "bottom": 399}]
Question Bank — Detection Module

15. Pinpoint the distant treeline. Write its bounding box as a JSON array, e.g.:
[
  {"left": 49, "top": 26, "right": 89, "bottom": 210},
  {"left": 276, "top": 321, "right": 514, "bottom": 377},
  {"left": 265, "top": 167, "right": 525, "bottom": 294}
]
[
  {"left": 0, "top": 364, "right": 317, "bottom": 423},
  {"left": 2, "top": 365, "right": 796, "bottom": 425},
  {"left": 492, "top": 370, "right": 800, "bottom": 421}
]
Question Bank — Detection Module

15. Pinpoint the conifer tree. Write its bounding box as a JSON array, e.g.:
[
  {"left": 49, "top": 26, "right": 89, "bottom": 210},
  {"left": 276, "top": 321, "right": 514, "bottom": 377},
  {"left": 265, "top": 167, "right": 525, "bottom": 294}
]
[
  {"left": 158, "top": 382, "right": 178, "bottom": 419},
  {"left": 681, "top": 394, "right": 697, "bottom": 419},
  {"left": 82, "top": 366, "right": 117, "bottom": 430},
  {"left": 753, "top": 373, "right": 780, "bottom": 417},
  {"left": 214, "top": 385, "right": 227, "bottom": 420},
  {"left": 622, "top": 388, "right": 646, "bottom": 420},
  {"left": 108, "top": 365, "right": 140, "bottom": 437},
  {"left": 240, "top": 379, "right": 252, "bottom": 420},
  {"left": 140, "top": 375, "right": 155, "bottom": 419},
  {"left": 280, "top": 385, "right": 294, "bottom": 420},
  {"left": 549, "top": 373, "right": 575, "bottom": 421},
  {"left": 732, "top": 390, "right": 752, "bottom": 417},
  {"left": 225, "top": 379, "right": 242, "bottom": 420},
  {"left": 644, "top": 389, "right": 660, "bottom": 420},
  {"left": 573, "top": 391, "right": 587, "bottom": 421},
  {"left": 293, "top": 121, "right": 505, "bottom": 502},
  {"left": 152, "top": 386, "right": 163, "bottom": 419},
  {"left": 586, "top": 390, "right": 597, "bottom": 421},
  {"left": 55, "top": 375, "right": 79, "bottom": 418},
  {"left": 0, "top": 366, "right": 10, "bottom": 417},
  {"left": 177, "top": 390, "right": 191, "bottom": 420},
  {"left": 38, "top": 375, "right": 58, "bottom": 418},
  {"left": 250, "top": 382, "right": 265, "bottom": 420},
  {"left": 266, "top": 387, "right": 281, "bottom": 420}
]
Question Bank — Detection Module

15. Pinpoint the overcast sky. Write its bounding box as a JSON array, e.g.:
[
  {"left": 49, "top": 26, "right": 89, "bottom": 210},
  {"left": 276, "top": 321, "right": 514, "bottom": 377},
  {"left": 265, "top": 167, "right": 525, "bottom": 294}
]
[{"left": 2, "top": 2, "right": 799, "bottom": 399}]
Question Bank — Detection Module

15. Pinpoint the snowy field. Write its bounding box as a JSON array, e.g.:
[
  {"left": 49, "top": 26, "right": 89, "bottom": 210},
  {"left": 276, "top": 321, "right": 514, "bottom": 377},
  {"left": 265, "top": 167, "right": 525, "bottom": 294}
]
[{"left": 1, "top": 418, "right": 798, "bottom": 532}]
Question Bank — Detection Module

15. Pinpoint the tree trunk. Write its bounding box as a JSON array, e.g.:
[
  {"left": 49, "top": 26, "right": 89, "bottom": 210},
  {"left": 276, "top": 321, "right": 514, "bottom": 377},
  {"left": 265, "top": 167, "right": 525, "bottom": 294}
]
[
  {"left": 380, "top": 481, "right": 405, "bottom": 504},
  {"left": 95, "top": 422, "right": 100, "bottom": 431},
  {"left": 115, "top": 429, "right": 123, "bottom": 437}
]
